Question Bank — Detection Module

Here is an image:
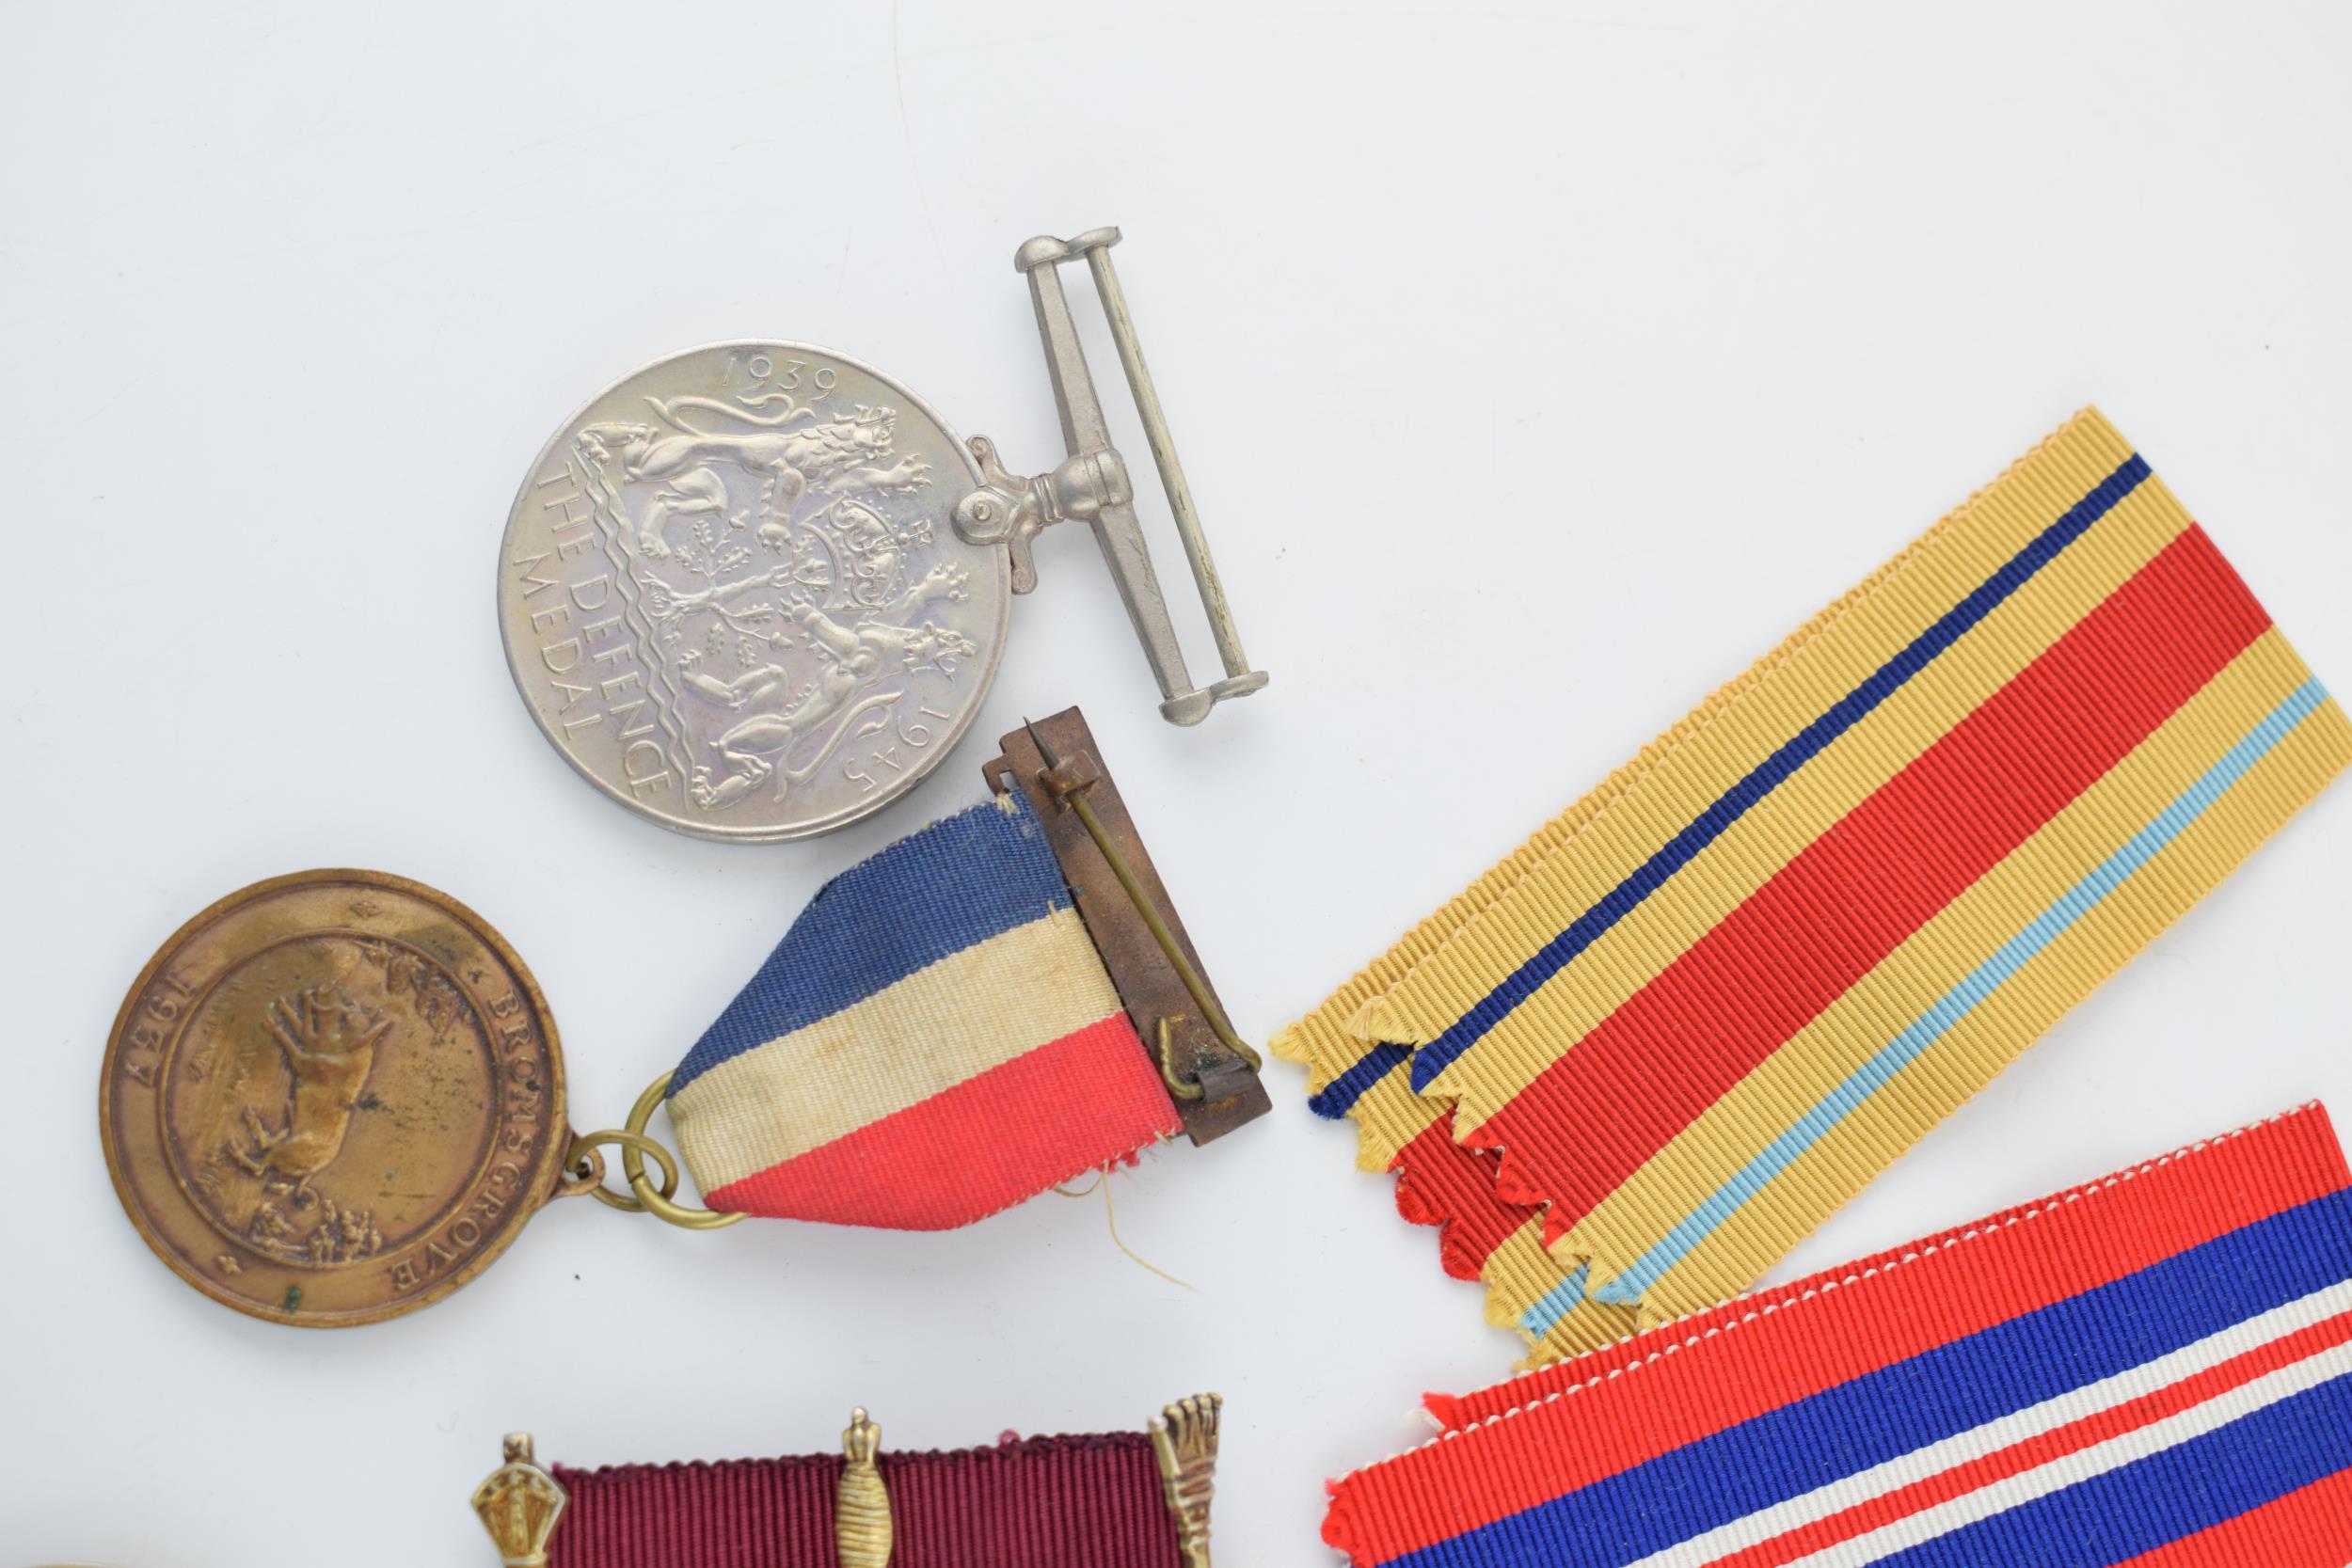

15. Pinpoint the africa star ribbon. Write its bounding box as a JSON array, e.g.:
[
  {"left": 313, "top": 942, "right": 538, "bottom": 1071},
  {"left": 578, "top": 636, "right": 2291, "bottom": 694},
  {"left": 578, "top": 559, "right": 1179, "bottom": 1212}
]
[
  {"left": 1319, "top": 1104, "right": 2352, "bottom": 1568},
  {"left": 667, "top": 791, "right": 1180, "bottom": 1227},
  {"left": 1273, "top": 408, "right": 2350, "bottom": 1360}
]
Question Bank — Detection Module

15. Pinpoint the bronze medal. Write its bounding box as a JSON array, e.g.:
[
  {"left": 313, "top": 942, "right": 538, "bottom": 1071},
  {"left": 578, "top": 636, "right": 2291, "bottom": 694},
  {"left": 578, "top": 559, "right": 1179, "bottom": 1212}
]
[
  {"left": 98, "top": 713, "right": 1269, "bottom": 1327},
  {"left": 99, "top": 869, "right": 567, "bottom": 1326}
]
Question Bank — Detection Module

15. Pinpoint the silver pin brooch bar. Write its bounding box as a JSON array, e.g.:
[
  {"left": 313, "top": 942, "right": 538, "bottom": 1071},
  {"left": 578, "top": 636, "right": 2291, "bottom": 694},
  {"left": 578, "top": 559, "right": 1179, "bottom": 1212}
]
[{"left": 956, "top": 229, "right": 1270, "bottom": 726}]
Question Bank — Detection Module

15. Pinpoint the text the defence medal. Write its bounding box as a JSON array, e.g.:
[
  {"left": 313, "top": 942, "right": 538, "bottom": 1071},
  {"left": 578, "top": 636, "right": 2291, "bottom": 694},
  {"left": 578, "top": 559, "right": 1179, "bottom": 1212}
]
[
  {"left": 499, "top": 228, "right": 1268, "bottom": 843},
  {"left": 100, "top": 711, "right": 1268, "bottom": 1325}
]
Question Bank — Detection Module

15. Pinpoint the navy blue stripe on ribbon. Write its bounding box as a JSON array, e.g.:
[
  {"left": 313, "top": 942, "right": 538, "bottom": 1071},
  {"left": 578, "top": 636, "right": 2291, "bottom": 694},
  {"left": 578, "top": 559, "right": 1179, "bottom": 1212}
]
[
  {"left": 670, "top": 794, "right": 1072, "bottom": 1096},
  {"left": 1308, "top": 1042, "right": 1413, "bottom": 1118},
  {"left": 1870, "top": 1370, "right": 2352, "bottom": 1568},
  {"left": 1386, "top": 1184, "right": 2352, "bottom": 1568},
  {"left": 1381, "top": 451, "right": 2152, "bottom": 1097}
]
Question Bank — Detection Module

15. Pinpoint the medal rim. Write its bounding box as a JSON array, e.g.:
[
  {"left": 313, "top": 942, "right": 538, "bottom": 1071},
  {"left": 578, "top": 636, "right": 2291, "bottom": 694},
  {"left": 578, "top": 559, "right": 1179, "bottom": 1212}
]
[
  {"left": 98, "top": 866, "right": 569, "bottom": 1328},
  {"left": 496, "top": 338, "right": 1011, "bottom": 845}
]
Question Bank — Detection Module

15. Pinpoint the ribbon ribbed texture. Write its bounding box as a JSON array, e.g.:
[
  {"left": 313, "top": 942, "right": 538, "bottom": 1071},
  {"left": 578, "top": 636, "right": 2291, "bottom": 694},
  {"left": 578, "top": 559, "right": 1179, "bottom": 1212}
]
[{"left": 550, "top": 1432, "right": 1179, "bottom": 1568}]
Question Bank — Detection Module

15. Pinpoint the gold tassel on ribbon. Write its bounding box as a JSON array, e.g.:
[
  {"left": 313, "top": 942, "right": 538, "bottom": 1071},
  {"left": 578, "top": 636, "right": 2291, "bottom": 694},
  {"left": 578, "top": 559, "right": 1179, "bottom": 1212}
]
[
  {"left": 1150, "top": 1392, "right": 1221, "bottom": 1568},
  {"left": 836, "top": 1406, "right": 894, "bottom": 1568}
]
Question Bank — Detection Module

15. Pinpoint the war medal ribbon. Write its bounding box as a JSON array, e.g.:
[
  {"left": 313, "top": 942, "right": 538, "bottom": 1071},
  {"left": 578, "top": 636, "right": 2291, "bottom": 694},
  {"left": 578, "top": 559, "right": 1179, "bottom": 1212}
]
[
  {"left": 1319, "top": 1104, "right": 2352, "bottom": 1568},
  {"left": 1275, "top": 408, "right": 2351, "bottom": 1362}
]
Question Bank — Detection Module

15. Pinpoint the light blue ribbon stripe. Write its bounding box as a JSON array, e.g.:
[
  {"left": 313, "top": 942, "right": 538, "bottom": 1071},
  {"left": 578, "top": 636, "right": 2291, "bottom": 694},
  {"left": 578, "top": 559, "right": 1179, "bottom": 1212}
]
[
  {"left": 1518, "top": 1261, "right": 1592, "bottom": 1338},
  {"left": 1586, "top": 676, "right": 2329, "bottom": 1308}
]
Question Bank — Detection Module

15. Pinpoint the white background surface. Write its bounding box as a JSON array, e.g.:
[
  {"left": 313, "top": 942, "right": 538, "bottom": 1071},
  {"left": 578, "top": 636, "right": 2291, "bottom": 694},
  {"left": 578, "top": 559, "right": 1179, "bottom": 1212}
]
[{"left": 4, "top": 3, "right": 2350, "bottom": 1562}]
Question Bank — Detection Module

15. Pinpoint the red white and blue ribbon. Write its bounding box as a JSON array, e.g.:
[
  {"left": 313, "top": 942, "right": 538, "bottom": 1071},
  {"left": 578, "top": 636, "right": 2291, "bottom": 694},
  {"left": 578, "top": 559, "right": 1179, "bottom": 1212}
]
[
  {"left": 666, "top": 792, "right": 1180, "bottom": 1227},
  {"left": 1320, "top": 1103, "right": 2352, "bottom": 1567}
]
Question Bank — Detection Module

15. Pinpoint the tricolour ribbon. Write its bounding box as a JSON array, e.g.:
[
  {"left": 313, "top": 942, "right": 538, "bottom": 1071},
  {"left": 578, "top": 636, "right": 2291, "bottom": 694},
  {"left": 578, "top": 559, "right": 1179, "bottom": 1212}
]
[
  {"left": 667, "top": 791, "right": 1180, "bottom": 1227},
  {"left": 1275, "top": 408, "right": 2350, "bottom": 1359},
  {"left": 1322, "top": 1103, "right": 2352, "bottom": 1568}
]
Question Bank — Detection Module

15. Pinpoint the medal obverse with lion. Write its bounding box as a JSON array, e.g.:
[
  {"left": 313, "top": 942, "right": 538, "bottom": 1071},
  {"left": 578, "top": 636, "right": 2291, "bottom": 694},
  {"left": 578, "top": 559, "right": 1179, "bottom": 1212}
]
[{"left": 498, "top": 343, "right": 1010, "bottom": 843}]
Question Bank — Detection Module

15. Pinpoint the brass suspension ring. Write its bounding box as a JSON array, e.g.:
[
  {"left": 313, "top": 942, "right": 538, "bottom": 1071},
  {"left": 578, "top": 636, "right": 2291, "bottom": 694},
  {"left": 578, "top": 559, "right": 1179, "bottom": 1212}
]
[
  {"left": 563, "top": 1128, "right": 681, "bottom": 1213},
  {"left": 621, "top": 1072, "right": 746, "bottom": 1230}
]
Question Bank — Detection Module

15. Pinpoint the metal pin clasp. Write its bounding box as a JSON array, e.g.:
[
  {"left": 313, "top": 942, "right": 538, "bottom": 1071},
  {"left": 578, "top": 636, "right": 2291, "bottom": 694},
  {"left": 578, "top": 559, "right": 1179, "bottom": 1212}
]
[
  {"left": 956, "top": 228, "right": 1269, "bottom": 726},
  {"left": 982, "top": 709, "right": 1272, "bottom": 1146}
]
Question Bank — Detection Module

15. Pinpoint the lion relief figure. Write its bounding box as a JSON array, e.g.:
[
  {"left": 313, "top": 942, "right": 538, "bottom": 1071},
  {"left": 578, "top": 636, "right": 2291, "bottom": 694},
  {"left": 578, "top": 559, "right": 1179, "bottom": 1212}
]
[{"left": 576, "top": 392, "right": 934, "bottom": 560}]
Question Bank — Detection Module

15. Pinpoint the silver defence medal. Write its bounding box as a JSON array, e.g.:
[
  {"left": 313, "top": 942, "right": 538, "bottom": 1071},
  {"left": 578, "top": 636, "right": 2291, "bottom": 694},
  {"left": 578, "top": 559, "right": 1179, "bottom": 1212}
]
[{"left": 498, "top": 228, "right": 1267, "bottom": 842}]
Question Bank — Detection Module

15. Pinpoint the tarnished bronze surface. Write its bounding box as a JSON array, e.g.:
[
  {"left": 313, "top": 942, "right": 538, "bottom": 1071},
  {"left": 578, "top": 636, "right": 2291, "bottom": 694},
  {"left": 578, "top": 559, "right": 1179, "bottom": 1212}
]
[{"left": 100, "top": 869, "right": 567, "bottom": 1326}]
